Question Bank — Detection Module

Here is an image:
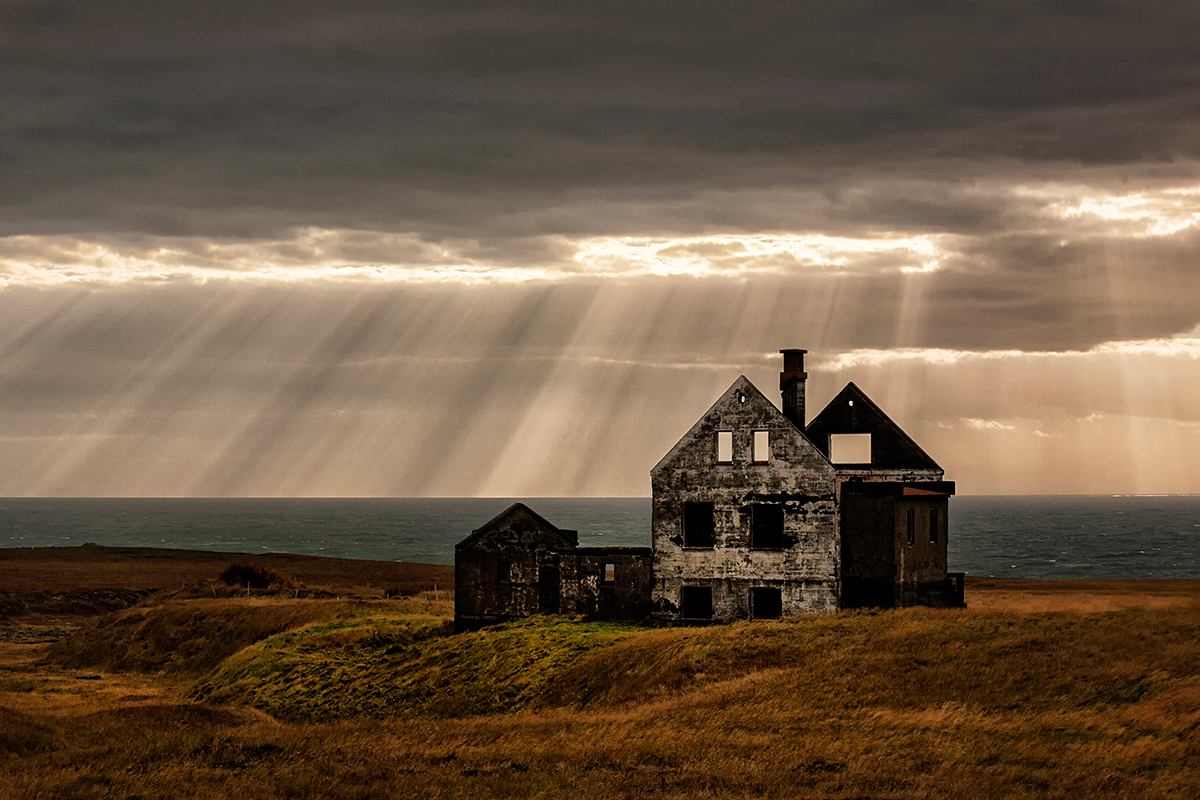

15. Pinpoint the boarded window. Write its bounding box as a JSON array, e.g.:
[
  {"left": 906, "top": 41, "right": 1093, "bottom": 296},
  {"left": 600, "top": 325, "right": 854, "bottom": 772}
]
[
  {"left": 906, "top": 508, "right": 915, "bottom": 546},
  {"left": 752, "top": 430, "right": 770, "bottom": 462},
  {"left": 604, "top": 563, "right": 615, "bottom": 582},
  {"left": 830, "top": 433, "right": 871, "bottom": 464},
  {"left": 683, "top": 502, "right": 715, "bottom": 548},
  {"left": 716, "top": 431, "right": 733, "bottom": 462},
  {"left": 930, "top": 507, "right": 939, "bottom": 543},
  {"left": 750, "top": 504, "right": 784, "bottom": 550},
  {"left": 681, "top": 586, "right": 713, "bottom": 620},
  {"left": 751, "top": 587, "right": 783, "bottom": 619}
]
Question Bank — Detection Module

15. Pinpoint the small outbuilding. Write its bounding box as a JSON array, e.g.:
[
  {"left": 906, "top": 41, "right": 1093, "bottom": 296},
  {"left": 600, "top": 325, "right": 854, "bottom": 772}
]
[{"left": 454, "top": 502, "right": 652, "bottom": 631}]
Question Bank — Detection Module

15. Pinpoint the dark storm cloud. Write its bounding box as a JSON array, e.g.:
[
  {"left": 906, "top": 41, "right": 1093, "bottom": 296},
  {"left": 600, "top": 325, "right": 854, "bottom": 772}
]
[
  {"left": 4, "top": 0, "right": 1200, "bottom": 239},
  {"left": 6, "top": 2, "right": 1200, "bottom": 495}
]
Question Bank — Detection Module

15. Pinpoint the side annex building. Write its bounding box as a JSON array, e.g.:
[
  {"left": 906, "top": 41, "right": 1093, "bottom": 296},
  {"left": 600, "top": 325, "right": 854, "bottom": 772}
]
[{"left": 455, "top": 349, "right": 962, "bottom": 630}]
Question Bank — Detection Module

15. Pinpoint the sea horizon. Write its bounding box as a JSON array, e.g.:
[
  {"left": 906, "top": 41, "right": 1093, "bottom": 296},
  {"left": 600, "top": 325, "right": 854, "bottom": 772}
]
[{"left": 2, "top": 495, "right": 1198, "bottom": 580}]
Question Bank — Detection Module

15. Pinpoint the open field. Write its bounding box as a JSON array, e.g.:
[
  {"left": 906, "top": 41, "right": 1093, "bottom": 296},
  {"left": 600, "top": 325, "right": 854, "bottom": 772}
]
[{"left": 2, "top": 548, "right": 1199, "bottom": 799}]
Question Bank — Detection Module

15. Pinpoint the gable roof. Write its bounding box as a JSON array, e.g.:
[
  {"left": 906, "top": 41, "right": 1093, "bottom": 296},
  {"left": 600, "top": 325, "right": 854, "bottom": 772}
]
[
  {"left": 652, "top": 375, "right": 830, "bottom": 476},
  {"left": 455, "top": 502, "right": 578, "bottom": 551},
  {"left": 805, "top": 382, "right": 942, "bottom": 471},
  {"left": 653, "top": 376, "right": 761, "bottom": 474}
]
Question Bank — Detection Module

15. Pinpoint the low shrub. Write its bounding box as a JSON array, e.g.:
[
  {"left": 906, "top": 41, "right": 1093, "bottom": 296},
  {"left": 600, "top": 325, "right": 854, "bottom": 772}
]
[{"left": 220, "top": 563, "right": 297, "bottom": 590}]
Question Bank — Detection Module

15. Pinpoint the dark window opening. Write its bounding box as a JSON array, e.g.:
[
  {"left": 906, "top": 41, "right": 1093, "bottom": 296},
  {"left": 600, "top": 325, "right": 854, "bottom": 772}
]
[
  {"left": 751, "top": 587, "right": 783, "bottom": 619},
  {"left": 603, "top": 563, "right": 615, "bottom": 582},
  {"left": 683, "top": 502, "right": 715, "bottom": 548},
  {"left": 497, "top": 558, "right": 511, "bottom": 583},
  {"left": 750, "top": 504, "right": 784, "bottom": 550},
  {"left": 930, "top": 507, "right": 939, "bottom": 544},
  {"left": 538, "top": 563, "right": 559, "bottom": 613},
  {"left": 681, "top": 586, "right": 713, "bottom": 620},
  {"left": 906, "top": 508, "right": 915, "bottom": 546}
]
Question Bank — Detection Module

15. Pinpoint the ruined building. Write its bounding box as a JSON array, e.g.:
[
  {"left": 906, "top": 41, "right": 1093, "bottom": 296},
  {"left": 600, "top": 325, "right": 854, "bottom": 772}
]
[
  {"left": 455, "top": 349, "right": 962, "bottom": 629},
  {"left": 454, "top": 503, "right": 653, "bottom": 630}
]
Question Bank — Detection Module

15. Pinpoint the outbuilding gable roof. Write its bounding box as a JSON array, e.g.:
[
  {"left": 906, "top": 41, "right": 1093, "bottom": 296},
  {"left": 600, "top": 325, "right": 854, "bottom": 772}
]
[{"left": 455, "top": 502, "right": 578, "bottom": 552}]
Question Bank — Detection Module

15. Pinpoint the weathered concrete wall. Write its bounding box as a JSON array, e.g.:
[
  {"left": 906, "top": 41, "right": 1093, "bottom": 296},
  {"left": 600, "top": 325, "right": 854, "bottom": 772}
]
[
  {"left": 839, "top": 491, "right": 898, "bottom": 608},
  {"left": 651, "top": 376, "right": 839, "bottom": 622},
  {"left": 894, "top": 496, "right": 950, "bottom": 606}
]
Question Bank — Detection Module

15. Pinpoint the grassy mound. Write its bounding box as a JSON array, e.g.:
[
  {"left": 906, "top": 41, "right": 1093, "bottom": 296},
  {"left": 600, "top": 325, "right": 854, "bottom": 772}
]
[
  {"left": 191, "top": 604, "right": 1200, "bottom": 723},
  {"left": 45, "top": 599, "right": 364, "bottom": 676},
  {"left": 192, "top": 615, "right": 638, "bottom": 720},
  {"left": 539, "top": 606, "right": 1200, "bottom": 714}
]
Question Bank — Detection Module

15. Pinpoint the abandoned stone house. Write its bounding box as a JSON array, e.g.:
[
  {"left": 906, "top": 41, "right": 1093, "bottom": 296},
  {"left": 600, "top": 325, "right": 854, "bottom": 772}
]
[{"left": 455, "top": 349, "right": 962, "bottom": 630}]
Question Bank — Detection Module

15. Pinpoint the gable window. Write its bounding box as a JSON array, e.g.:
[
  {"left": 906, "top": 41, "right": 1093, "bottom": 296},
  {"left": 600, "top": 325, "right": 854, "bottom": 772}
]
[
  {"left": 930, "top": 507, "right": 939, "bottom": 544},
  {"left": 681, "top": 586, "right": 713, "bottom": 620},
  {"left": 752, "top": 430, "right": 770, "bottom": 462},
  {"left": 716, "top": 431, "right": 733, "bottom": 462},
  {"left": 750, "top": 504, "right": 784, "bottom": 550},
  {"left": 683, "top": 502, "right": 715, "bottom": 548},
  {"left": 604, "top": 563, "right": 616, "bottom": 582},
  {"left": 830, "top": 433, "right": 871, "bottom": 464},
  {"left": 751, "top": 587, "right": 783, "bottom": 619},
  {"left": 906, "top": 508, "right": 915, "bottom": 546}
]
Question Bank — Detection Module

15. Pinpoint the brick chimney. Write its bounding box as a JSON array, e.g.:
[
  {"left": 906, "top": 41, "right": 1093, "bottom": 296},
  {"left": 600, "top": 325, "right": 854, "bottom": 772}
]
[{"left": 779, "top": 349, "right": 807, "bottom": 430}]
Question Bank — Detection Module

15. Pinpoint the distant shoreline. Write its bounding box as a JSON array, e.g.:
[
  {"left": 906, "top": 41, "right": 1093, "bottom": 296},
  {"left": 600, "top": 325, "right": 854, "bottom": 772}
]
[{"left": 0, "top": 544, "right": 454, "bottom": 594}]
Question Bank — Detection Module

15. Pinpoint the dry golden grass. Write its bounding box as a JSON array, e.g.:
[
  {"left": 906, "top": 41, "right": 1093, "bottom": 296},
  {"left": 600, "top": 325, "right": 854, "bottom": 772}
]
[{"left": 2, "top": 570, "right": 1198, "bottom": 799}]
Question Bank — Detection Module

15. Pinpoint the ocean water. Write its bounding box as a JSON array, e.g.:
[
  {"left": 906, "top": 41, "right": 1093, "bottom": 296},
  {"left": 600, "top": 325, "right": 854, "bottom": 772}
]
[{"left": 1, "top": 496, "right": 1198, "bottom": 579}]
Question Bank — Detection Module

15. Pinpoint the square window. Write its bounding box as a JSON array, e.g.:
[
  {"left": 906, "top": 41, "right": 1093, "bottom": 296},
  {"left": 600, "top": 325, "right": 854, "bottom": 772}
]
[
  {"left": 830, "top": 433, "right": 871, "bottom": 464},
  {"left": 716, "top": 430, "right": 733, "bottom": 462},
  {"left": 750, "top": 504, "right": 784, "bottom": 550},
  {"left": 683, "top": 502, "right": 715, "bottom": 548},
  {"left": 751, "top": 587, "right": 783, "bottom": 619},
  {"left": 753, "top": 430, "right": 770, "bottom": 462},
  {"left": 604, "top": 563, "right": 615, "bottom": 582},
  {"left": 906, "top": 508, "right": 915, "bottom": 546},
  {"left": 681, "top": 586, "right": 713, "bottom": 620}
]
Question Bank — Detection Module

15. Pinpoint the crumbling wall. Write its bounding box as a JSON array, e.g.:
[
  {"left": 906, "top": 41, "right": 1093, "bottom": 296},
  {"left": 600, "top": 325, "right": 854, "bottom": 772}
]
[{"left": 564, "top": 549, "right": 653, "bottom": 620}]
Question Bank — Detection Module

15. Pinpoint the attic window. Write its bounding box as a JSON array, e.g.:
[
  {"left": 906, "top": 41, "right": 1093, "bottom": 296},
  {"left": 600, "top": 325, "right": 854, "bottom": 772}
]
[
  {"left": 604, "top": 563, "right": 615, "bottom": 582},
  {"left": 752, "top": 430, "right": 769, "bottom": 462},
  {"left": 716, "top": 431, "right": 733, "bottom": 462},
  {"left": 848, "top": 400, "right": 854, "bottom": 407},
  {"left": 830, "top": 433, "right": 871, "bottom": 464}
]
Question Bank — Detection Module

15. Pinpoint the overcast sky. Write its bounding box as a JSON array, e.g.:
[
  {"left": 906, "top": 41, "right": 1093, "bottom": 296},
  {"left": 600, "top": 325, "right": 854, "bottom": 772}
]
[{"left": 3, "top": 1, "right": 1200, "bottom": 496}]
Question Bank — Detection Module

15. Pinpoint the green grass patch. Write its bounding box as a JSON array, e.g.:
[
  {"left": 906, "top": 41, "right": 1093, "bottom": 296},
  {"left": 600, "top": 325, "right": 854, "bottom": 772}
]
[{"left": 192, "top": 615, "right": 640, "bottom": 720}]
